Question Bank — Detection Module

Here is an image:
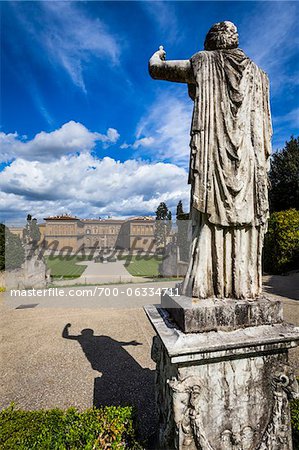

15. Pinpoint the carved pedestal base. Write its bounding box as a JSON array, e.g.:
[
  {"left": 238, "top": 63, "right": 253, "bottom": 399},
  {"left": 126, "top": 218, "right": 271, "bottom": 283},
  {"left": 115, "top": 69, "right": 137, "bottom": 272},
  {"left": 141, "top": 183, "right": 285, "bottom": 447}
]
[
  {"left": 144, "top": 305, "right": 299, "bottom": 450},
  {"left": 161, "top": 292, "right": 283, "bottom": 333}
]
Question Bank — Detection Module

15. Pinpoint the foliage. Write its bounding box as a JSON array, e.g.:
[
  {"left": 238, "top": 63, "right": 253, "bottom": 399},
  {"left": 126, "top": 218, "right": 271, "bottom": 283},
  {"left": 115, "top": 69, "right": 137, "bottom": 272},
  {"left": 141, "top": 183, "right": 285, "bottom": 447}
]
[
  {"left": 118, "top": 255, "right": 163, "bottom": 277},
  {"left": 154, "top": 202, "right": 172, "bottom": 248},
  {"left": 155, "top": 202, "right": 172, "bottom": 222},
  {"left": 45, "top": 256, "right": 88, "bottom": 279},
  {"left": 0, "top": 404, "right": 142, "bottom": 450},
  {"left": 291, "top": 397, "right": 299, "bottom": 449},
  {"left": 269, "top": 136, "right": 299, "bottom": 212},
  {"left": 0, "top": 224, "right": 25, "bottom": 271},
  {"left": 263, "top": 209, "right": 299, "bottom": 274},
  {"left": 176, "top": 200, "right": 184, "bottom": 219}
]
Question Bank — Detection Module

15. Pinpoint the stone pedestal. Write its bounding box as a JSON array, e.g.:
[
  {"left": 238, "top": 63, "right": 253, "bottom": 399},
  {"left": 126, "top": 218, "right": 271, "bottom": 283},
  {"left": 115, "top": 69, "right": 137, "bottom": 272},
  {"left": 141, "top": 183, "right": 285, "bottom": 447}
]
[
  {"left": 161, "top": 292, "right": 283, "bottom": 333},
  {"left": 144, "top": 301, "right": 299, "bottom": 450}
]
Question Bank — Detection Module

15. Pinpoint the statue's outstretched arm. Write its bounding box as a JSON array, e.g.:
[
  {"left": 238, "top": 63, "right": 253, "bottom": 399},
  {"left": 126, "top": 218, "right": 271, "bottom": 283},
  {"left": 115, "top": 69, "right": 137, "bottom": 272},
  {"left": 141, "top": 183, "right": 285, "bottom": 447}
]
[
  {"left": 149, "top": 46, "right": 194, "bottom": 84},
  {"left": 62, "top": 323, "right": 77, "bottom": 340}
]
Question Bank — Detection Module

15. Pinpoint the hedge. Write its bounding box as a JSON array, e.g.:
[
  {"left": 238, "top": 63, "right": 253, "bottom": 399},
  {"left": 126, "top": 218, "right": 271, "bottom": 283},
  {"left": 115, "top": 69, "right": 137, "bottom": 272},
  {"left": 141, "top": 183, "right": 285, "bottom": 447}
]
[
  {"left": 1, "top": 401, "right": 298, "bottom": 449},
  {"left": 263, "top": 208, "right": 299, "bottom": 274},
  {"left": 291, "top": 398, "right": 299, "bottom": 450},
  {"left": 0, "top": 405, "right": 142, "bottom": 450},
  {"left": 0, "top": 224, "right": 25, "bottom": 271}
]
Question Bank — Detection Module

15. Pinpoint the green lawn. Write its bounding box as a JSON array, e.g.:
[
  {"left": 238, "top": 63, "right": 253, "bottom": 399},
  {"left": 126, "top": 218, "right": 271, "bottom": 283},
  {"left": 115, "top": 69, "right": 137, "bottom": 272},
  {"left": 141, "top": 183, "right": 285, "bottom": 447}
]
[
  {"left": 46, "top": 256, "right": 88, "bottom": 279},
  {"left": 46, "top": 254, "right": 163, "bottom": 279},
  {"left": 118, "top": 255, "right": 163, "bottom": 277}
]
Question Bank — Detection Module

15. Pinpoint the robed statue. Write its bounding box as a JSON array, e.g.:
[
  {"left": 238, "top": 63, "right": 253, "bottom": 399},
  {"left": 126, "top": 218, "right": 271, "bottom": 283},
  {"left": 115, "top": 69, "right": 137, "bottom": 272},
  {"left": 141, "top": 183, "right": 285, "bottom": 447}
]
[{"left": 149, "top": 21, "right": 272, "bottom": 299}]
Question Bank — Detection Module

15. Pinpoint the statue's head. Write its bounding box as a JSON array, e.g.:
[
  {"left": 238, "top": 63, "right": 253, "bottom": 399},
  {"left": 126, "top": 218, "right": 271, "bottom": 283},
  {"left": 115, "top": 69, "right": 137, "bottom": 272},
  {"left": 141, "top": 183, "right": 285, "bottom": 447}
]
[
  {"left": 81, "top": 328, "right": 94, "bottom": 337},
  {"left": 204, "top": 21, "right": 239, "bottom": 51}
]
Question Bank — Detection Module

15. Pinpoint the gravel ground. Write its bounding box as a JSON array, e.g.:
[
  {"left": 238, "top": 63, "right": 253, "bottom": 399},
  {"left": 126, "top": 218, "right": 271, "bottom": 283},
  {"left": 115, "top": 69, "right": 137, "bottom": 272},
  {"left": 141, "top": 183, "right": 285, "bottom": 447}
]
[
  {"left": 1, "top": 273, "right": 298, "bottom": 444},
  {"left": 0, "top": 305, "right": 157, "bottom": 442}
]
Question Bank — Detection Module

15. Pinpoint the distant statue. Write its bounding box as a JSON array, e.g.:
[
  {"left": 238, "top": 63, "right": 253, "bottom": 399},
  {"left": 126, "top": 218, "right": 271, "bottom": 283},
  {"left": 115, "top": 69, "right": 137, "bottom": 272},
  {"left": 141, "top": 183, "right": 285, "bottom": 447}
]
[
  {"left": 23, "top": 214, "right": 41, "bottom": 246},
  {"left": 149, "top": 21, "right": 272, "bottom": 299}
]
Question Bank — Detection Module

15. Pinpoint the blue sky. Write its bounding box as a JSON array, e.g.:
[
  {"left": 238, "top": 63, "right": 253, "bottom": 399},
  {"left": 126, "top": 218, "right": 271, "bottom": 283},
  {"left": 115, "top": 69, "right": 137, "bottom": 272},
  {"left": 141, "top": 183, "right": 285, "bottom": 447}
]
[{"left": 1, "top": 1, "right": 298, "bottom": 223}]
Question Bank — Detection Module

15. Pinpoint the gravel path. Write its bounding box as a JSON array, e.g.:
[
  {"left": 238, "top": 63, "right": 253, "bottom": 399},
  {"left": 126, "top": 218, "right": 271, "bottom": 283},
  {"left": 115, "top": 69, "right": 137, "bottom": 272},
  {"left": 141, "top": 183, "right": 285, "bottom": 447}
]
[
  {"left": 1, "top": 273, "right": 298, "bottom": 445},
  {"left": 53, "top": 259, "right": 149, "bottom": 286}
]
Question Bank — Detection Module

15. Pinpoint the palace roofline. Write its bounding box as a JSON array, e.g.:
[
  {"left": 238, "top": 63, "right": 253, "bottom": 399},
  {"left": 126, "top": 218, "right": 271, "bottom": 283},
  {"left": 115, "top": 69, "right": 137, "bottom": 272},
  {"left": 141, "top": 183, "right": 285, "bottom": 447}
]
[
  {"left": 43, "top": 215, "right": 155, "bottom": 223},
  {"left": 44, "top": 215, "right": 79, "bottom": 221},
  {"left": 82, "top": 219, "right": 126, "bottom": 223}
]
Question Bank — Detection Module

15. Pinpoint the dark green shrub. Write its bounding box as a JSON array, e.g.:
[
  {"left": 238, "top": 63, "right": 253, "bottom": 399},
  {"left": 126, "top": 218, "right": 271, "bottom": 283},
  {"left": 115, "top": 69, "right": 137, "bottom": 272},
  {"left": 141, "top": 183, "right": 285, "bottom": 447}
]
[
  {"left": 263, "top": 209, "right": 299, "bottom": 274},
  {"left": 269, "top": 136, "right": 299, "bottom": 212},
  {"left": 1, "top": 401, "right": 298, "bottom": 449},
  {"left": 0, "top": 404, "right": 142, "bottom": 449},
  {"left": 291, "top": 398, "right": 299, "bottom": 449},
  {"left": 155, "top": 202, "right": 172, "bottom": 248}
]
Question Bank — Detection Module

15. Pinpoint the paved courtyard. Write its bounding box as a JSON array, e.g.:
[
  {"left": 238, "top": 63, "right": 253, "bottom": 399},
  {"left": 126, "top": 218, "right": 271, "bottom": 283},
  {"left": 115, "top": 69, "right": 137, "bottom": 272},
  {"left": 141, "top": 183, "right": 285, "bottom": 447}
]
[
  {"left": 1, "top": 274, "right": 298, "bottom": 444},
  {"left": 53, "top": 259, "right": 149, "bottom": 286}
]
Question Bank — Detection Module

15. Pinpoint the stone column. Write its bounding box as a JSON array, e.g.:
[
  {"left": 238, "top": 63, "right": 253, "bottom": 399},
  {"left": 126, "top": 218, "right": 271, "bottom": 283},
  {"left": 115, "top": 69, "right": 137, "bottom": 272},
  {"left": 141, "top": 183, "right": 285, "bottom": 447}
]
[{"left": 144, "top": 298, "right": 299, "bottom": 449}]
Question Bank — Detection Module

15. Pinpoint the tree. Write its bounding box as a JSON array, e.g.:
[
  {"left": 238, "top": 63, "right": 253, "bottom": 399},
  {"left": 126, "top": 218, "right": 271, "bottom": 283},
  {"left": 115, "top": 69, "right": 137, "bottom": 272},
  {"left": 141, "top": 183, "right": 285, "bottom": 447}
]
[
  {"left": 176, "top": 200, "right": 184, "bottom": 219},
  {"left": 263, "top": 209, "right": 299, "bottom": 274},
  {"left": 0, "top": 224, "right": 25, "bottom": 270},
  {"left": 154, "top": 202, "right": 172, "bottom": 248},
  {"left": 269, "top": 136, "right": 299, "bottom": 212}
]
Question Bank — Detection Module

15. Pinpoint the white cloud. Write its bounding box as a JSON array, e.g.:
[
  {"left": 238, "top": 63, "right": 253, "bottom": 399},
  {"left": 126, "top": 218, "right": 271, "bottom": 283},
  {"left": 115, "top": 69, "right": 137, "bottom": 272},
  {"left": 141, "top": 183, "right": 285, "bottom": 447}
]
[
  {"left": 241, "top": 3, "right": 298, "bottom": 91},
  {"left": 132, "top": 137, "right": 155, "bottom": 149},
  {"left": 0, "top": 154, "right": 189, "bottom": 222},
  {"left": 105, "top": 128, "right": 120, "bottom": 143},
  {"left": 135, "top": 90, "right": 193, "bottom": 166},
  {"left": 120, "top": 142, "right": 130, "bottom": 149},
  {"left": 273, "top": 107, "right": 299, "bottom": 130},
  {"left": 117, "top": 91, "right": 192, "bottom": 166},
  {"left": 0, "top": 121, "right": 120, "bottom": 163},
  {"left": 120, "top": 136, "right": 155, "bottom": 150},
  {"left": 14, "top": 1, "right": 121, "bottom": 92},
  {"left": 271, "top": 107, "right": 299, "bottom": 150},
  {"left": 141, "top": 2, "right": 180, "bottom": 44}
]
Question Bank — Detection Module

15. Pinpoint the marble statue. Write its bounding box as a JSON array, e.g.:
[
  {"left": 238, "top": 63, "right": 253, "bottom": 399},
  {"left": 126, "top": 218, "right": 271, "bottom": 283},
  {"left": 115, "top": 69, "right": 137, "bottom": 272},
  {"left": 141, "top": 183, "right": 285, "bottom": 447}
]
[
  {"left": 146, "top": 22, "right": 299, "bottom": 450},
  {"left": 149, "top": 21, "right": 272, "bottom": 299}
]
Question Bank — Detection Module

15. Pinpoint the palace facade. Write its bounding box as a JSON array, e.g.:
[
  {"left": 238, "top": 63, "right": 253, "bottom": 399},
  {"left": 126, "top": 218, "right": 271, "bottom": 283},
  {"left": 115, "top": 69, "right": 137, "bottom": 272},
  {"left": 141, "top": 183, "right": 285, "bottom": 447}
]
[{"left": 42, "top": 215, "right": 156, "bottom": 252}]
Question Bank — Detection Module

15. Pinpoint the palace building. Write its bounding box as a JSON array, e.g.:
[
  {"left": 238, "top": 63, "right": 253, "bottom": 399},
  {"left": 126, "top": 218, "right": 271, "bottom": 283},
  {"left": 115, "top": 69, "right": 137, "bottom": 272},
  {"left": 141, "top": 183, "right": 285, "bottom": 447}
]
[
  {"left": 41, "top": 214, "right": 156, "bottom": 252},
  {"left": 9, "top": 214, "right": 177, "bottom": 253}
]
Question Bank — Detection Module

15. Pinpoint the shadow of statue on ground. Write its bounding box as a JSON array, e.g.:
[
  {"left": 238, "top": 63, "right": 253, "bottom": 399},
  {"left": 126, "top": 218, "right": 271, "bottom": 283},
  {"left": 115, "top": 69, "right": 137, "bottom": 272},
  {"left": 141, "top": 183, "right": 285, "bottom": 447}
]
[{"left": 62, "top": 323, "right": 157, "bottom": 444}]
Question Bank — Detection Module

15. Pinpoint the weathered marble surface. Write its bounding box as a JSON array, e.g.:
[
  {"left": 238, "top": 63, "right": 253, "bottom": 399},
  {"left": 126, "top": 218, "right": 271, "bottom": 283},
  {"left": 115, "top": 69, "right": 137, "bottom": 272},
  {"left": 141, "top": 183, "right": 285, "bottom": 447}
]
[
  {"left": 149, "top": 21, "right": 271, "bottom": 300},
  {"left": 147, "top": 20, "right": 297, "bottom": 450},
  {"left": 4, "top": 243, "right": 48, "bottom": 289},
  {"left": 145, "top": 305, "right": 299, "bottom": 450},
  {"left": 161, "top": 290, "right": 283, "bottom": 333}
]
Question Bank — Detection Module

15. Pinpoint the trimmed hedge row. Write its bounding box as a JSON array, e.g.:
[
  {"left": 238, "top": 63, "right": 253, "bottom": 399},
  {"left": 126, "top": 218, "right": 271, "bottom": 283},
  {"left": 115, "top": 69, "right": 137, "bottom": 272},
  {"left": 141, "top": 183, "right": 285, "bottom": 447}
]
[
  {"left": 0, "top": 405, "right": 142, "bottom": 450},
  {"left": 1, "top": 399, "right": 299, "bottom": 449},
  {"left": 263, "top": 208, "right": 299, "bottom": 274}
]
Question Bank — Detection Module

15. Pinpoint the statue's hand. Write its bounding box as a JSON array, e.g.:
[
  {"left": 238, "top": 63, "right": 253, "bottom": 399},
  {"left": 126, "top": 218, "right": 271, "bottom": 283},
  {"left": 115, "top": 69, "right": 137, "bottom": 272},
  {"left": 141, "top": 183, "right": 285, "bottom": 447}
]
[{"left": 152, "top": 45, "right": 166, "bottom": 61}]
